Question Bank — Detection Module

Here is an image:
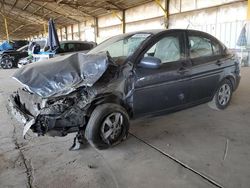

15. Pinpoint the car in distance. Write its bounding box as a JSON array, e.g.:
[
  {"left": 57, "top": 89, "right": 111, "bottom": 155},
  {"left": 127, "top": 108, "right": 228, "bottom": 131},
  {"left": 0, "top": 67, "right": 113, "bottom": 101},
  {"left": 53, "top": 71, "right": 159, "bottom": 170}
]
[
  {"left": 8, "top": 29, "right": 240, "bottom": 150},
  {"left": 0, "top": 45, "right": 28, "bottom": 69},
  {"left": 56, "top": 40, "right": 97, "bottom": 55},
  {"left": 18, "top": 40, "right": 97, "bottom": 67}
]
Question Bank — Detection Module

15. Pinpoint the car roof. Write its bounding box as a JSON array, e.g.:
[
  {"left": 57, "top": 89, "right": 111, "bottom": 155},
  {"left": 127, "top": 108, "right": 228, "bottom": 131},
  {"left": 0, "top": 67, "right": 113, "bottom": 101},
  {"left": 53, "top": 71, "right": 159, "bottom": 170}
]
[
  {"left": 112, "top": 29, "right": 216, "bottom": 36},
  {"left": 117, "top": 29, "right": 222, "bottom": 45},
  {"left": 60, "top": 40, "right": 94, "bottom": 44}
]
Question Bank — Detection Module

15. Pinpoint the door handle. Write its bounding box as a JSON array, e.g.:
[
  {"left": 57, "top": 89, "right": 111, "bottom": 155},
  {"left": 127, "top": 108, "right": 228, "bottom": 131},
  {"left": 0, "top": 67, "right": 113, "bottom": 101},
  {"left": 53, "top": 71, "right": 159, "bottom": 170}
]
[{"left": 177, "top": 67, "right": 189, "bottom": 74}]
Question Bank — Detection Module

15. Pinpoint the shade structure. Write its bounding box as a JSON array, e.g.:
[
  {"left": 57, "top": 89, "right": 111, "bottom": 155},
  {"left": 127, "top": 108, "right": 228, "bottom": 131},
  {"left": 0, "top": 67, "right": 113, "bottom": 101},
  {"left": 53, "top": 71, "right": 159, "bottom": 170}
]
[
  {"left": 237, "top": 24, "right": 247, "bottom": 47},
  {"left": 48, "top": 18, "right": 60, "bottom": 52}
]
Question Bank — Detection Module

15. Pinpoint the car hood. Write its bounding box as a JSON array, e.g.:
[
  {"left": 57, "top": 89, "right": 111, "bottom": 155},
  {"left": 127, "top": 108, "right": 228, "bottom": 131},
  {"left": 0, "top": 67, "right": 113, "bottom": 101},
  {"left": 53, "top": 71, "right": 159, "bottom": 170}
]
[{"left": 12, "top": 52, "right": 110, "bottom": 98}]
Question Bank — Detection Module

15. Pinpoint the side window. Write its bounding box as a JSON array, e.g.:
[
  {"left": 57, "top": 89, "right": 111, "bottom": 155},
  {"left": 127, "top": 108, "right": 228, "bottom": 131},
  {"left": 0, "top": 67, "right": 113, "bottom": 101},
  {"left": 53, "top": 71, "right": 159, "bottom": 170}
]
[
  {"left": 57, "top": 43, "right": 66, "bottom": 53},
  {"left": 74, "top": 43, "right": 81, "bottom": 51},
  {"left": 211, "top": 42, "right": 221, "bottom": 55},
  {"left": 80, "top": 43, "right": 91, "bottom": 50},
  {"left": 144, "top": 36, "right": 181, "bottom": 64},
  {"left": 189, "top": 36, "right": 221, "bottom": 58},
  {"left": 67, "top": 43, "right": 75, "bottom": 52}
]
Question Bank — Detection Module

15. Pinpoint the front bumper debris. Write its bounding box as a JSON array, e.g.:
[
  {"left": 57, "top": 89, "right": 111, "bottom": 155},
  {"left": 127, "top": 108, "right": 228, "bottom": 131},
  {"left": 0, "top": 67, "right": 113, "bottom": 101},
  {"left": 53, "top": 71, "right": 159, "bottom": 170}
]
[{"left": 8, "top": 95, "right": 35, "bottom": 137}]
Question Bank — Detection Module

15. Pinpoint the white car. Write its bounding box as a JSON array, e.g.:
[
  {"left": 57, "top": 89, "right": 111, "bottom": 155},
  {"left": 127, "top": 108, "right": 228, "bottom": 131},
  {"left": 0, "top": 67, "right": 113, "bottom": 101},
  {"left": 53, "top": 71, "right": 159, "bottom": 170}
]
[{"left": 18, "top": 40, "right": 97, "bottom": 67}]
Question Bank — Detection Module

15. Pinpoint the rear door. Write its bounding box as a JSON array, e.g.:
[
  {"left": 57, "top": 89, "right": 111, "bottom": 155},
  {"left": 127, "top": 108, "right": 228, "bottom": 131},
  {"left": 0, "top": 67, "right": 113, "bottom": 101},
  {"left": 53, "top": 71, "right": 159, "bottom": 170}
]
[
  {"left": 133, "top": 31, "right": 192, "bottom": 116},
  {"left": 187, "top": 31, "right": 225, "bottom": 101}
]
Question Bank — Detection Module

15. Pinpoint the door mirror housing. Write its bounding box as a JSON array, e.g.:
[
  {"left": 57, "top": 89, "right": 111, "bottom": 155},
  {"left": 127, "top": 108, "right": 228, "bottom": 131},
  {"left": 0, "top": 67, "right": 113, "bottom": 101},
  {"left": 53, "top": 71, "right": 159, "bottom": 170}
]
[{"left": 138, "top": 56, "right": 162, "bottom": 69}]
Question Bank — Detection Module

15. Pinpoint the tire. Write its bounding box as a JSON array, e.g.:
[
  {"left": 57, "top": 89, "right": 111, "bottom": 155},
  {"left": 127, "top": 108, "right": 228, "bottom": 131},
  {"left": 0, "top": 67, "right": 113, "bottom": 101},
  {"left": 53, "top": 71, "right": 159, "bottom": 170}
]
[
  {"left": 209, "top": 79, "right": 233, "bottom": 110},
  {"left": 85, "top": 103, "right": 130, "bottom": 149},
  {"left": 1, "top": 57, "right": 13, "bottom": 69}
]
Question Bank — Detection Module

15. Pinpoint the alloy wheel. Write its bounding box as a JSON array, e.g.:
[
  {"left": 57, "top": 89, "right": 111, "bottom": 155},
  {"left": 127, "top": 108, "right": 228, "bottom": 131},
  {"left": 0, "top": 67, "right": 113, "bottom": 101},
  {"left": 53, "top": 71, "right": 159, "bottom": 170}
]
[
  {"left": 101, "top": 112, "right": 123, "bottom": 143},
  {"left": 218, "top": 84, "right": 231, "bottom": 106}
]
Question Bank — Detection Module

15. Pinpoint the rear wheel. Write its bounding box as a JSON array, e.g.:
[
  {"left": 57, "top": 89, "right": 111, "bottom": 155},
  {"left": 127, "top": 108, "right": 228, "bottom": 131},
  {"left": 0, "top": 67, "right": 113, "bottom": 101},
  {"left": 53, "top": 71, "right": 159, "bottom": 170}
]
[
  {"left": 1, "top": 57, "right": 14, "bottom": 69},
  {"left": 85, "top": 103, "right": 129, "bottom": 149},
  {"left": 209, "top": 79, "right": 233, "bottom": 110}
]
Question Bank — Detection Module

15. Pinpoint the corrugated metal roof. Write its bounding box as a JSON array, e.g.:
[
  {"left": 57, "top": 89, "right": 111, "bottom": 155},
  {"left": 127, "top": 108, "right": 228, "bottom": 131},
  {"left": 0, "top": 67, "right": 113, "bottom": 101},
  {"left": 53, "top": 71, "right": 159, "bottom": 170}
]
[{"left": 0, "top": 0, "right": 153, "bottom": 39}]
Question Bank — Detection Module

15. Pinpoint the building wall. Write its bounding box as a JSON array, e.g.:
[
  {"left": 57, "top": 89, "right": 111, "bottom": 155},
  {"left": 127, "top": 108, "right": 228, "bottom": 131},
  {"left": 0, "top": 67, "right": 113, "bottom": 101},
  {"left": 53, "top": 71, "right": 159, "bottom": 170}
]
[
  {"left": 169, "top": 1, "right": 248, "bottom": 48},
  {"left": 95, "top": 0, "right": 248, "bottom": 47},
  {"left": 30, "top": 0, "right": 248, "bottom": 49},
  {"left": 97, "top": 0, "right": 166, "bottom": 43}
]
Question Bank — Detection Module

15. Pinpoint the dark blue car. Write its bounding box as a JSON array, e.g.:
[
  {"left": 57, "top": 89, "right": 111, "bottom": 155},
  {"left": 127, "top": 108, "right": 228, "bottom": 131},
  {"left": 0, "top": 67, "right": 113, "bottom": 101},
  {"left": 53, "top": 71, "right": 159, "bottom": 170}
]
[{"left": 8, "top": 29, "right": 240, "bottom": 150}]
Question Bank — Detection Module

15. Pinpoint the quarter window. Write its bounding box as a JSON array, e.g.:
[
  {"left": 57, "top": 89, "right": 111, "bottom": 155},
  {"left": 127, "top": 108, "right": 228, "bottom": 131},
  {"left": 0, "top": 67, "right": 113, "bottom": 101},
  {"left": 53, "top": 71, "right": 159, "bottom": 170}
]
[
  {"left": 189, "top": 36, "right": 221, "bottom": 58},
  {"left": 144, "top": 36, "right": 181, "bottom": 63}
]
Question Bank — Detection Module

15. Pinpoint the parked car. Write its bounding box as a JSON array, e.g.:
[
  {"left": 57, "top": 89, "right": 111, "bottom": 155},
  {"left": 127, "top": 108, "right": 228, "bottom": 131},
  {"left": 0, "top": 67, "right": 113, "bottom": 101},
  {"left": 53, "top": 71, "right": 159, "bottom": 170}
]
[
  {"left": 18, "top": 40, "right": 97, "bottom": 67},
  {"left": 8, "top": 29, "right": 240, "bottom": 150},
  {"left": 28, "top": 38, "right": 48, "bottom": 54},
  {"left": 56, "top": 40, "right": 97, "bottom": 55},
  {"left": 11, "top": 40, "right": 29, "bottom": 50},
  {"left": 0, "top": 40, "right": 28, "bottom": 51},
  {"left": 0, "top": 45, "right": 28, "bottom": 69}
]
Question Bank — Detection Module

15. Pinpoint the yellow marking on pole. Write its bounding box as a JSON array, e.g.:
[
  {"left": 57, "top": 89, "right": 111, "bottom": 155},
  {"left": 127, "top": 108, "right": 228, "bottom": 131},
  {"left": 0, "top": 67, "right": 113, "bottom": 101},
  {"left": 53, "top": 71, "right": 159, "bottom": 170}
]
[
  {"left": 248, "top": 0, "right": 250, "bottom": 20},
  {"left": 44, "top": 23, "right": 47, "bottom": 36},
  {"left": 112, "top": 11, "right": 124, "bottom": 33},
  {"left": 4, "top": 17, "right": 9, "bottom": 41},
  {"left": 154, "top": 0, "right": 168, "bottom": 18},
  {"left": 112, "top": 11, "right": 123, "bottom": 22}
]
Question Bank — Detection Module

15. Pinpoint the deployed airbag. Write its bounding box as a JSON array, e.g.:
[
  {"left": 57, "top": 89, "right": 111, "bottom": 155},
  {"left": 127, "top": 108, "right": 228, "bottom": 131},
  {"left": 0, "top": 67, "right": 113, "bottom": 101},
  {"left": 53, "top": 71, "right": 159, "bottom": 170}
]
[{"left": 13, "top": 52, "right": 109, "bottom": 98}]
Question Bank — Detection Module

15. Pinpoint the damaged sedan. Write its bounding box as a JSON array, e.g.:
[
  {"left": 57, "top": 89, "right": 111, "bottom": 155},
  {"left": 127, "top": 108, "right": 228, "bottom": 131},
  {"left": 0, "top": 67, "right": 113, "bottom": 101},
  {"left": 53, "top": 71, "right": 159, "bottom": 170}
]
[{"left": 8, "top": 29, "right": 241, "bottom": 150}]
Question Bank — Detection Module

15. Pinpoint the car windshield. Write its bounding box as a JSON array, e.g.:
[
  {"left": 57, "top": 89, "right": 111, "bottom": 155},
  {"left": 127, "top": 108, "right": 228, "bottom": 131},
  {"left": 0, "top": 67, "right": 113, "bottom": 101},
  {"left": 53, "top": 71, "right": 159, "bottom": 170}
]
[{"left": 88, "top": 33, "right": 152, "bottom": 58}]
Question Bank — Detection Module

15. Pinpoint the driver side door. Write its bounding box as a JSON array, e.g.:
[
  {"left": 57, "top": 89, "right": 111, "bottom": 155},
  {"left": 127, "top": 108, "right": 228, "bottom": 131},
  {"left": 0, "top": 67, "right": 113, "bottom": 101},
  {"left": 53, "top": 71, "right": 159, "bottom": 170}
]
[{"left": 133, "top": 31, "right": 191, "bottom": 117}]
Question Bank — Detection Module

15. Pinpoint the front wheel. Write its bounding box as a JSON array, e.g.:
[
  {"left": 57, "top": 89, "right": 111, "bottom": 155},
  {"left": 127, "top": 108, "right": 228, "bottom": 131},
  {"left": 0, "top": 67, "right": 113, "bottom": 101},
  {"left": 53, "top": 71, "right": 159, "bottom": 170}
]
[
  {"left": 209, "top": 79, "right": 233, "bottom": 110},
  {"left": 85, "top": 103, "right": 130, "bottom": 149}
]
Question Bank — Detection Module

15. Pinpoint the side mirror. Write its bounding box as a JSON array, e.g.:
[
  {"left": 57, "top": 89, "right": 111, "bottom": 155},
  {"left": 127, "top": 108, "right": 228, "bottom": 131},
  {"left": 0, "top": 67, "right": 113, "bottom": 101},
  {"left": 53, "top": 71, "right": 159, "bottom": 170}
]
[{"left": 138, "top": 56, "right": 162, "bottom": 69}]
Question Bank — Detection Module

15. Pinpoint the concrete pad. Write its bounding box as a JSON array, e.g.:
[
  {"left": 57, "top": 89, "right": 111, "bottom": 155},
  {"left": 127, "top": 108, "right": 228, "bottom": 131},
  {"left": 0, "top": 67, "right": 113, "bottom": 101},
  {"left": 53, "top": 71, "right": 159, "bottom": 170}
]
[{"left": 0, "top": 68, "right": 249, "bottom": 188}]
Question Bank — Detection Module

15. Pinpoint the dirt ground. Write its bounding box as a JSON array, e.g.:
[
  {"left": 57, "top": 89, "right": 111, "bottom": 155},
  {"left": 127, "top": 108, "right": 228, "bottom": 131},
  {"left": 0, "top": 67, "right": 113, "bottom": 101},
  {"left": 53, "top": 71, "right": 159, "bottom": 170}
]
[{"left": 0, "top": 67, "right": 250, "bottom": 188}]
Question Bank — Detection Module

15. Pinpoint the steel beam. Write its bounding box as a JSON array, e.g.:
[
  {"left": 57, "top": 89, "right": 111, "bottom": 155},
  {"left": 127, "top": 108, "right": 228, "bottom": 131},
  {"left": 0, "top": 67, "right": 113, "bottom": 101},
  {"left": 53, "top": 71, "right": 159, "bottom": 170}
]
[
  {"left": 122, "top": 10, "right": 125, "bottom": 33},
  {"left": 248, "top": 0, "right": 250, "bottom": 19}
]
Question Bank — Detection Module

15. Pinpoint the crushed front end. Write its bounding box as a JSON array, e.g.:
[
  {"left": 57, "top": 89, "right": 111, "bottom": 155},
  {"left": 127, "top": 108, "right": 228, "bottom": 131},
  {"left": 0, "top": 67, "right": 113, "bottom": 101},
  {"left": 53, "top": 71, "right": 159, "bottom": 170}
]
[
  {"left": 8, "top": 52, "right": 111, "bottom": 138},
  {"left": 8, "top": 87, "right": 95, "bottom": 137}
]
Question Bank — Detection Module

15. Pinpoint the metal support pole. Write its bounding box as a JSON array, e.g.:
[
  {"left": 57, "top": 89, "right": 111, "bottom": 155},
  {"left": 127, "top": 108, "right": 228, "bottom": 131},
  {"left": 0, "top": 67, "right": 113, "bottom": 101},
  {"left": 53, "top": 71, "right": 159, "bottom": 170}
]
[
  {"left": 165, "top": 0, "right": 170, "bottom": 28},
  {"left": 248, "top": 0, "right": 250, "bottom": 20},
  {"left": 60, "top": 28, "right": 63, "bottom": 41},
  {"left": 44, "top": 23, "right": 47, "bottom": 36},
  {"left": 154, "top": 0, "right": 168, "bottom": 18},
  {"left": 154, "top": 0, "right": 169, "bottom": 29},
  {"left": 65, "top": 26, "right": 68, "bottom": 40},
  {"left": 122, "top": 10, "right": 126, "bottom": 33},
  {"left": 95, "top": 17, "right": 99, "bottom": 41},
  {"left": 71, "top": 25, "right": 74, "bottom": 40},
  {"left": 4, "top": 17, "right": 9, "bottom": 41},
  {"left": 112, "top": 11, "right": 125, "bottom": 33},
  {"left": 78, "top": 22, "right": 81, "bottom": 40}
]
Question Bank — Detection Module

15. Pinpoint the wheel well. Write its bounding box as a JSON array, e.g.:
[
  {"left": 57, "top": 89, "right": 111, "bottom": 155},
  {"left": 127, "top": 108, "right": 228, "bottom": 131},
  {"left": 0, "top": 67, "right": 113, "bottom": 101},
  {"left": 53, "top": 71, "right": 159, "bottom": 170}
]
[
  {"left": 212, "top": 76, "right": 236, "bottom": 98},
  {"left": 86, "top": 94, "right": 132, "bottom": 119},
  {"left": 1, "top": 54, "right": 10, "bottom": 59},
  {"left": 224, "top": 76, "right": 236, "bottom": 90}
]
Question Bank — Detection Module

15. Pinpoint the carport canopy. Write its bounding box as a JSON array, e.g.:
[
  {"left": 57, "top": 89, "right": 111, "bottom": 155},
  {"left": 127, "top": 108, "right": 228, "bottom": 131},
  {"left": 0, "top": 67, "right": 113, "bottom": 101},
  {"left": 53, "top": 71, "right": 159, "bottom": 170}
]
[{"left": 0, "top": 0, "right": 154, "bottom": 40}]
